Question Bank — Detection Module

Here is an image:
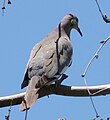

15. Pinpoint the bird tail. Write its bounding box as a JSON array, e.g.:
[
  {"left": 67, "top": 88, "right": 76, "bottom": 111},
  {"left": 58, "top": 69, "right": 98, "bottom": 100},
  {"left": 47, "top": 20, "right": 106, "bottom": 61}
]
[{"left": 20, "top": 76, "right": 42, "bottom": 111}]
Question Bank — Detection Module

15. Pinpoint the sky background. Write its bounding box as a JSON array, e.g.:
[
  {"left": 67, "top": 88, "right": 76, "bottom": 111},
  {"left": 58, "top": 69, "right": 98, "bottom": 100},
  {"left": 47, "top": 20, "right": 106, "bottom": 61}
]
[{"left": 0, "top": 0, "right": 110, "bottom": 120}]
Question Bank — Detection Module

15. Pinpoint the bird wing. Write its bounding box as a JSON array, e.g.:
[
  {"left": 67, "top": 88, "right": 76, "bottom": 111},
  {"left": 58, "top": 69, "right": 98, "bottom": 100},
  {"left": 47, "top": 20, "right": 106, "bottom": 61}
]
[
  {"left": 21, "top": 36, "right": 72, "bottom": 89},
  {"left": 57, "top": 37, "right": 73, "bottom": 74},
  {"left": 43, "top": 36, "right": 73, "bottom": 79},
  {"left": 21, "top": 43, "right": 42, "bottom": 89}
]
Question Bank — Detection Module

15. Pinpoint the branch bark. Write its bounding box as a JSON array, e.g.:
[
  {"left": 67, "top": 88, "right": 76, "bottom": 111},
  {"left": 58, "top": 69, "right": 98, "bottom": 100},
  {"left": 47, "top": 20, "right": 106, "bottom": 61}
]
[{"left": 0, "top": 84, "right": 110, "bottom": 108}]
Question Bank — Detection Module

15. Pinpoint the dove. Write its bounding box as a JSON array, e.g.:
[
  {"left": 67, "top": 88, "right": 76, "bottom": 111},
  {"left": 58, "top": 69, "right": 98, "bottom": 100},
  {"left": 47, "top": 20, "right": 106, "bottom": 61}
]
[{"left": 20, "top": 13, "right": 82, "bottom": 111}]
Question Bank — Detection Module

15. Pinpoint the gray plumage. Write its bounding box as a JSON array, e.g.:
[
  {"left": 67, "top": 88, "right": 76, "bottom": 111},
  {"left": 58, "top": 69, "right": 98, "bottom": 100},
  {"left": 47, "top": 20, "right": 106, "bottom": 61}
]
[{"left": 20, "top": 13, "right": 82, "bottom": 111}]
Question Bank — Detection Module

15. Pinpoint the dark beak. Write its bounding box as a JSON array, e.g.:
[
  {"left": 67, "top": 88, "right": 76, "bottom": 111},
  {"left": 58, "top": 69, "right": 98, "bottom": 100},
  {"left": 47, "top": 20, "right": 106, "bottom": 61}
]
[{"left": 77, "top": 27, "right": 83, "bottom": 37}]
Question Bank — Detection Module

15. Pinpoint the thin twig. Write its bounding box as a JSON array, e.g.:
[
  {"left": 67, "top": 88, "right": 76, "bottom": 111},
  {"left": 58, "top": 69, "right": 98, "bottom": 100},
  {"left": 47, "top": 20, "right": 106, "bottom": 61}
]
[
  {"left": 95, "top": 0, "right": 110, "bottom": 23},
  {"left": 82, "top": 36, "right": 110, "bottom": 116},
  {"left": 5, "top": 100, "right": 13, "bottom": 120},
  {"left": 2, "top": 0, "right": 6, "bottom": 9},
  {"left": 95, "top": 0, "right": 103, "bottom": 16},
  {"left": 8, "top": 0, "right": 11, "bottom": 4},
  {"left": 82, "top": 36, "right": 110, "bottom": 77},
  {"left": 2, "top": 0, "right": 6, "bottom": 16},
  {"left": 83, "top": 77, "right": 100, "bottom": 118},
  {"left": 82, "top": 36, "right": 110, "bottom": 118},
  {"left": 24, "top": 99, "right": 28, "bottom": 120},
  {"left": 1, "top": 0, "right": 11, "bottom": 15}
]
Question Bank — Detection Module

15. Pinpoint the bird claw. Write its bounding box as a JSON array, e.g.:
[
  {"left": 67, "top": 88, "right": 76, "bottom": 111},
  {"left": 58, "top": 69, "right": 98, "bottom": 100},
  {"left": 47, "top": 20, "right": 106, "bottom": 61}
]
[
  {"left": 54, "top": 74, "right": 68, "bottom": 94},
  {"left": 55, "top": 74, "right": 68, "bottom": 87}
]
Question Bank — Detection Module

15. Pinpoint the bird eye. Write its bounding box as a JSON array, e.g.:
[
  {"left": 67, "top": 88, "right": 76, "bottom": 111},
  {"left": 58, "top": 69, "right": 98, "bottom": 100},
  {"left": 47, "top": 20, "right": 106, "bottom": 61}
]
[{"left": 71, "top": 19, "right": 77, "bottom": 24}]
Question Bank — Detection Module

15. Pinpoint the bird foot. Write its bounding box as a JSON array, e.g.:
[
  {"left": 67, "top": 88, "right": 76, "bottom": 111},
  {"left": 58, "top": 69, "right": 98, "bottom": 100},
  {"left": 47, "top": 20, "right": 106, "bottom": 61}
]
[
  {"left": 55, "top": 74, "right": 68, "bottom": 87},
  {"left": 54, "top": 74, "right": 68, "bottom": 94}
]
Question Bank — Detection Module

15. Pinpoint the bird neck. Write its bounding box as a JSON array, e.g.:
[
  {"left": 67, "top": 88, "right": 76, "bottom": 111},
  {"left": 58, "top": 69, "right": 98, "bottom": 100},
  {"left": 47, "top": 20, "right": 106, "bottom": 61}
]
[
  {"left": 61, "top": 27, "right": 71, "bottom": 38},
  {"left": 55, "top": 24, "right": 71, "bottom": 39},
  {"left": 48, "top": 24, "right": 71, "bottom": 40}
]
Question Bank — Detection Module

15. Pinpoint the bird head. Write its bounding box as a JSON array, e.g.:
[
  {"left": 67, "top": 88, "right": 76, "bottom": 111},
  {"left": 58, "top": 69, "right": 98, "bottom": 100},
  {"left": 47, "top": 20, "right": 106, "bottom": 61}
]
[{"left": 60, "top": 14, "right": 82, "bottom": 37}]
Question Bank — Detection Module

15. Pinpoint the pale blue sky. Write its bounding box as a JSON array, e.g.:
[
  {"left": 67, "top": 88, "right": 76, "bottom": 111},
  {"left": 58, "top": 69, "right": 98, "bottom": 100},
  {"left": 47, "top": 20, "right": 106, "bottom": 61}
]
[{"left": 0, "top": 0, "right": 110, "bottom": 120}]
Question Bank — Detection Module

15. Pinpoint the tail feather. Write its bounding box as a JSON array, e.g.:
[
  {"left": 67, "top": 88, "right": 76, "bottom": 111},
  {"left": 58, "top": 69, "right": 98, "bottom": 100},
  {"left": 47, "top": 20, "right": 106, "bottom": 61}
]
[
  {"left": 20, "top": 76, "right": 40, "bottom": 111},
  {"left": 20, "top": 88, "right": 40, "bottom": 111},
  {"left": 21, "top": 70, "right": 30, "bottom": 89},
  {"left": 20, "top": 75, "right": 51, "bottom": 111}
]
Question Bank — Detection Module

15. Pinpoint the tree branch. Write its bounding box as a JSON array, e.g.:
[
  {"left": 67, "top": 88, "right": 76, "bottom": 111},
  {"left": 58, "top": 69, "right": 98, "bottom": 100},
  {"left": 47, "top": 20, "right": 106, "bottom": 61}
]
[
  {"left": 82, "top": 36, "right": 110, "bottom": 77},
  {"left": 95, "top": 0, "right": 110, "bottom": 23},
  {"left": 1, "top": 84, "right": 110, "bottom": 108}
]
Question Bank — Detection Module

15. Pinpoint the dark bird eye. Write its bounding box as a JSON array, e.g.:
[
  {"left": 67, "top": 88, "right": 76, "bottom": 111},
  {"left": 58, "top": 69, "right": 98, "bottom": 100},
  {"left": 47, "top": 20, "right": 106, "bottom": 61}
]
[{"left": 71, "top": 19, "right": 77, "bottom": 24}]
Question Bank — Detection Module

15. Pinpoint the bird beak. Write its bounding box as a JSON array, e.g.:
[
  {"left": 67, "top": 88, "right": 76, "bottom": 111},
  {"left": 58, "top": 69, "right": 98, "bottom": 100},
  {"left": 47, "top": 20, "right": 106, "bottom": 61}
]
[{"left": 77, "top": 27, "right": 83, "bottom": 37}]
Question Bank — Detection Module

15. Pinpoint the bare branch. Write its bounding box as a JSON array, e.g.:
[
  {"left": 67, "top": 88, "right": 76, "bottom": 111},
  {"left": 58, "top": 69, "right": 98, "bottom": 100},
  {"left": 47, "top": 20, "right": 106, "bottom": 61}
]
[
  {"left": 95, "top": 0, "right": 110, "bottom": 23},
  {"left": 1, "top": 84, "right": 110, "bottom": 108},
  {"left": 82, "top": 36, "right": 110, "bottom": 77},
  {"left": 102, "top": 15, "right": 110, "bottom": 23},
  {"left": 1, "top": 0, "right": 11, "bottom": 15},
  {"left": 81, "top": 36, "right": 110, "bottom": 117}
]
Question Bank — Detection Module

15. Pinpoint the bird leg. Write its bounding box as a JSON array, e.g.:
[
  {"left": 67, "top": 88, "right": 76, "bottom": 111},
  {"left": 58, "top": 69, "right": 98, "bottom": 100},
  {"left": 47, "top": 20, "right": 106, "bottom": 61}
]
[{"left": 55, "top": 74, "right": 68, "bottom": 87}]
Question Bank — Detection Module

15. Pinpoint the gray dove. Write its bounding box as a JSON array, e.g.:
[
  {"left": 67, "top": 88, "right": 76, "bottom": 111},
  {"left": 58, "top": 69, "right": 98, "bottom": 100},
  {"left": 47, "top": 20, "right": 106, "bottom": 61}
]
[{"left": 20, "top": 13, "right": 82, "bottom": 111}]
